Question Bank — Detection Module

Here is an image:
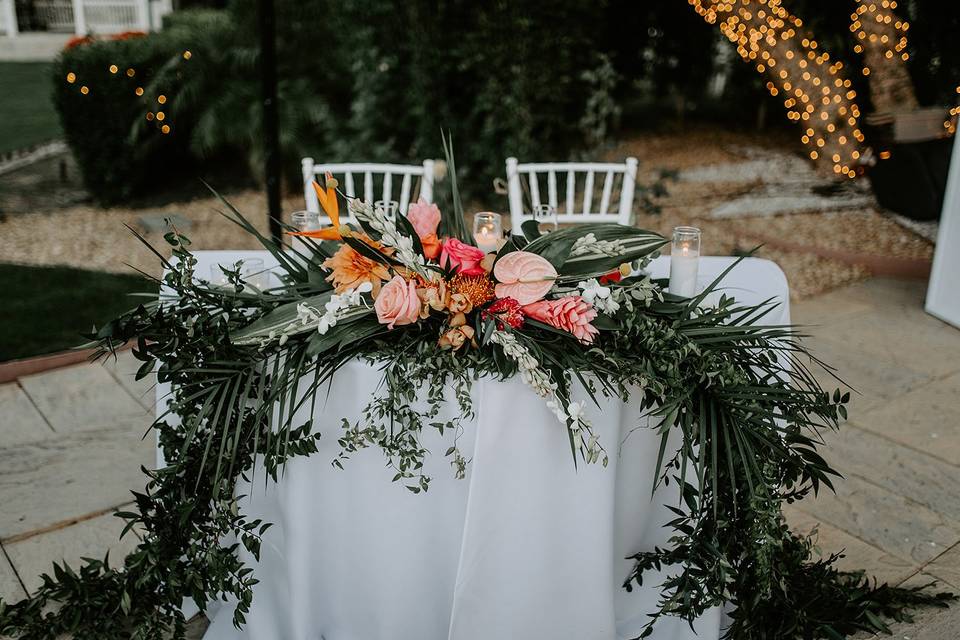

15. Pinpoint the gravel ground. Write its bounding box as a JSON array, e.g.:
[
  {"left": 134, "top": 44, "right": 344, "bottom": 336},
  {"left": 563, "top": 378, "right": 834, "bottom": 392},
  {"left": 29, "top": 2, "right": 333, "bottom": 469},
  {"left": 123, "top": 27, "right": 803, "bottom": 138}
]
[
  {"left": 0, "top": 127, "right": 935, "bottom": 300},
  {"left": 0, "top": 190, "right": 297, "bottom": 279}
]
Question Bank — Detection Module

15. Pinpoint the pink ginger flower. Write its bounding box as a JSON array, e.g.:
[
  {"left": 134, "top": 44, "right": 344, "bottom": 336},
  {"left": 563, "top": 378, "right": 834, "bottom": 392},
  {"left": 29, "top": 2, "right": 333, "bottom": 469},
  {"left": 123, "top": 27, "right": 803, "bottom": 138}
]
[{"left": 522, "top": 296, "right": 599, "bottom": 344}]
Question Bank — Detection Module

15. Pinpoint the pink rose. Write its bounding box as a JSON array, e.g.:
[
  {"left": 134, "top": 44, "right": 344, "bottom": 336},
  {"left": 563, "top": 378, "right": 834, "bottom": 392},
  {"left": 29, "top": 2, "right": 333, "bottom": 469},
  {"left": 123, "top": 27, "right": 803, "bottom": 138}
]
[
  {"left": 406, "top": 199, "right": 441, "bottom": 239},
  {"left": 440, "top": 238, "right": 486, "bottom": 275},
  {"left": 522, "top": 296, "right": 599, "bottom": 344},
  {"left": 374, "top": 275, "right": 422, "bottom": 329},
  {"left": 492, "top": 251, "right": 557, "bottom": 305}
]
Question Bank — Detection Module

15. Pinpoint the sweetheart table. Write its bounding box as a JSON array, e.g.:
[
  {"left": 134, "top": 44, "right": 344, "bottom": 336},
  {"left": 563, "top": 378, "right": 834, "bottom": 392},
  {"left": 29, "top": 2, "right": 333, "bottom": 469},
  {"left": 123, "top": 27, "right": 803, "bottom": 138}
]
[{"left": 157, "top": 251, "right": 789, "bottom": 640}]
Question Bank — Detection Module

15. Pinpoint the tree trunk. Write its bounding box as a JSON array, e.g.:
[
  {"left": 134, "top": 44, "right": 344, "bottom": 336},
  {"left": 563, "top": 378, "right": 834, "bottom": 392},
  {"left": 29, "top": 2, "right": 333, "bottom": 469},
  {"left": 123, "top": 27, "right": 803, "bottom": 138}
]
[
  {"left": 689, "top": 0, "right": 866, "bottom": 178},
  {"left": 852, "top": 0, "right": 918, "bottom": 114}
]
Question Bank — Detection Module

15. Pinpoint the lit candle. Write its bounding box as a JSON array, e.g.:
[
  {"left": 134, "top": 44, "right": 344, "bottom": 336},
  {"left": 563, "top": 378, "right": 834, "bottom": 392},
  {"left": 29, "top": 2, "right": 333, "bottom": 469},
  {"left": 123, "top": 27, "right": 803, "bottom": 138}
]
[
  {"left": 669, "top": 226, "right": 701, "bottom": 298},
  {"left": 473, "top": 212, "right": 503, "bottom": 253}
]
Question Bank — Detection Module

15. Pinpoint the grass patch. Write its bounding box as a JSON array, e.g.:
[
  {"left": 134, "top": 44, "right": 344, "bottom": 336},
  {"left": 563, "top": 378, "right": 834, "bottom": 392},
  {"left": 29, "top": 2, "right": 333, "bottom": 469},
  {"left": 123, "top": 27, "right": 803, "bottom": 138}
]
[
  {"left": 0, "top": 263, "right": 150, "bottom": 362},
  {"left": 0, "top": 62, "right": 62, "bottom": 154}
]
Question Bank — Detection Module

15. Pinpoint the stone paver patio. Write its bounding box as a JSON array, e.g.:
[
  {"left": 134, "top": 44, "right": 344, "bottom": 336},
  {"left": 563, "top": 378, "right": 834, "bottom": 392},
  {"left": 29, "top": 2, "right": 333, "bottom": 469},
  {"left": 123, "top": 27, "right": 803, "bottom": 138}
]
[{"left": 0, "top": 275, "right": 958, "bottom": 638}]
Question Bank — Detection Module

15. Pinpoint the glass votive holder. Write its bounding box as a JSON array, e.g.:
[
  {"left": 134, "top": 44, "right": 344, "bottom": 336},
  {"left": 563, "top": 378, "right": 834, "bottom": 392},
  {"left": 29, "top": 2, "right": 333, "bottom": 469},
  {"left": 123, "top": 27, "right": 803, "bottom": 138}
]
[
  {"left": 472, "top": 212, "right": 503, "bottom": 253},
  {"left": 291, "top": 210, "right": 322, "bottom": 233},
  {"left": 533, "top": 203, "right": 558, "bottom": 233},
  {"left": 375, "top": 200, "right": 399, "bottom": 220},
  {"left": 669, "top": 226, "right": 701, "bottom": 298},
  {"left": 290, "top": 210, "right": 322, "bottom": 255}
]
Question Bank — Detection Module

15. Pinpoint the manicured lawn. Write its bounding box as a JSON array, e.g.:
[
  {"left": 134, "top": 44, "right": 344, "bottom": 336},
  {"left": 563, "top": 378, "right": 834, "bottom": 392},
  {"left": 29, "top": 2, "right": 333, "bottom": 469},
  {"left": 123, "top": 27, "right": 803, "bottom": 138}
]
[
  {"left": 0, "top": 263, "right": 151, "bottom": 361},
  {"left": 0, "top": 62, "right": 62, "bottom": 154}
]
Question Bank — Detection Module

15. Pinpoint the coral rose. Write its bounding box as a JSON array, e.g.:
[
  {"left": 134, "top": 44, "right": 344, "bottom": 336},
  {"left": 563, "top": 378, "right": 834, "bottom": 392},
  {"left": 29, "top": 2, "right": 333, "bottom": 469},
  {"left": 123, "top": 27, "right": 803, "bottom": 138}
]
[
  {"left": 375, "top": 275, "right": 422, "bottom": 329},
  {"left": 448, "top": 293, "right": 473, "bottom": 314},
  {"left": 522, "top": 296, "right": 599, "bottom": 344},
  {"left": 439, "top": 325, "right": 475, "bottom": 350},
  {"left": 406, "top": 199, "right": 441, "bottom": 238},
  {"left": 416, "top": 274, "right": 449, "bottom": 318},
  {"left": 439, "top": 312, "right": 475, "bottom": 350},
  {"left": 440, "top": 238, "right": 486, "bottom": 275},
  {"left": 492, "top": 251, "right": 557, "bottom": 306},
  {"left": 420, "top": 233, "right": 442, "bottom": 260}
]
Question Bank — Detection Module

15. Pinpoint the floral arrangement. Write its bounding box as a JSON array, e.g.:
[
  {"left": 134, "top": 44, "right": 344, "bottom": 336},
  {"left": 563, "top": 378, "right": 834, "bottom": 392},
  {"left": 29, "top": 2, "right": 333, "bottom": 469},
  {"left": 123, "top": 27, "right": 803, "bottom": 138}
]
[
  {"left": 0, "top": 151, "right": 952, "bottom": 639},
  {"left": 245, "top": 174, "right": 667, "bottom": 467}
]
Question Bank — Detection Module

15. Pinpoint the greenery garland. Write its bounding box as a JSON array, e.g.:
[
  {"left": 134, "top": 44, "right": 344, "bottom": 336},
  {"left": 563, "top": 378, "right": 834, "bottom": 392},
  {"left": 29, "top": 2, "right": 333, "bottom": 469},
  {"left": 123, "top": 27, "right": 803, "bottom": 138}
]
[{"left": 0, "top": 172, "right": 953, "bottom": 639}]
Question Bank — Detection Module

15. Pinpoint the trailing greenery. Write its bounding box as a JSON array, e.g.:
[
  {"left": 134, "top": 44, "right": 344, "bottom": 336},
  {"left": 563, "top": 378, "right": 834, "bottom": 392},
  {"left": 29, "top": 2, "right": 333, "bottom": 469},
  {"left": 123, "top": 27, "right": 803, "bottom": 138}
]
[{"left": 0, "top": 172, "right": 953, "bottom": 638}]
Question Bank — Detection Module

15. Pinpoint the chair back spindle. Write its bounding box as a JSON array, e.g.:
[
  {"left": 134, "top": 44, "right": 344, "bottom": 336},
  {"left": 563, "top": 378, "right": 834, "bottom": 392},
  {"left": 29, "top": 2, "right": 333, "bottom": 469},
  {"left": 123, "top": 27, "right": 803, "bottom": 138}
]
[{"left": 504, "top": 157, "right": 639, "bottom": 231}]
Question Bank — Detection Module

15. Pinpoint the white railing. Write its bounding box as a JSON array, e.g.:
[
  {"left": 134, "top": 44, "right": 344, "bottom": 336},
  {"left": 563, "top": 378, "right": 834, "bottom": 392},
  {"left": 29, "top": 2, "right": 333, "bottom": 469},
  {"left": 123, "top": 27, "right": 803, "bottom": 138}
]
[
  {"left": 35, "top": 0, "right": 75, "bottom": 32},
  {"left": 84, "top": 0, "right": 149, "bottom": 32},
  {"left": 2, "top": 0, "right": 155, "bottom": 36}
]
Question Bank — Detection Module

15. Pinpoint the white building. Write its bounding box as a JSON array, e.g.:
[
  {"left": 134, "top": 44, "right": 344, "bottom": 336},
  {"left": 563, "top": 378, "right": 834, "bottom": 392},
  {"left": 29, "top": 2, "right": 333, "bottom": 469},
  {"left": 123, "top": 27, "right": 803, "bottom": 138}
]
[{"left": 0, "top": 0, "right": 171, "bottom": 60}]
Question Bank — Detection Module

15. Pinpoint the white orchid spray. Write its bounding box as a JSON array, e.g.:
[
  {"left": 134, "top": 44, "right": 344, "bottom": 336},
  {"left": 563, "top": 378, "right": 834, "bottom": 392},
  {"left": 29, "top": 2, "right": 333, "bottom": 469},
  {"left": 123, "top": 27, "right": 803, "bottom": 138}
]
[
  {"left": 490, "top": 330, "right": 607, "bottom": 466},
  {"left": 578, "top": 278, "right": 621, "bottom": 315},
  {"left": 349, "top": 199, "right": 427, "bottom": 276},
  {"left": 297, "top": 281, "right": 373, "bottom": 337}
]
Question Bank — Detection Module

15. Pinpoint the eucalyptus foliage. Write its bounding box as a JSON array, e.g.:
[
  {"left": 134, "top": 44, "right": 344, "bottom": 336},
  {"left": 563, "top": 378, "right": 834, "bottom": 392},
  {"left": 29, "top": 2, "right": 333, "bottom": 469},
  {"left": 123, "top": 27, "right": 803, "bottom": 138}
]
[{"left": 0, "top": 192, "right": 952, "bottom": 640}]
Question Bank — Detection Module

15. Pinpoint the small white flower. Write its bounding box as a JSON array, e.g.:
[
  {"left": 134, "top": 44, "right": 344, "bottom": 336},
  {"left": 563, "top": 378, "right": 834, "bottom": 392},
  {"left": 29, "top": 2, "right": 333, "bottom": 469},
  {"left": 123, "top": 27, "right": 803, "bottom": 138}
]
[
  {"left": 356, "top": 281, "right": 373, "bottom": 294},
  {"left": 579, "top": 278, "right": 610, "bottom": 303},
  {"left": 318, "top": 317, "right": 330, "bottom": 335},
  {"left": 567, "top": 401, "right": 585, "bottom": 423},
  {"left": 580, "top": 279, "right": 620, "bottom": 315}
]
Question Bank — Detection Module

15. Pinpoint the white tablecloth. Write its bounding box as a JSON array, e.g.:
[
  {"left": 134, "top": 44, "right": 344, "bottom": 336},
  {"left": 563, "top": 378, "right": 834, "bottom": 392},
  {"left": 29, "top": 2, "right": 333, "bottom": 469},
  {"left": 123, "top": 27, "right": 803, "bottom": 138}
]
[{"left": 158, "top": 252, "right": 789, "bottom": 640}]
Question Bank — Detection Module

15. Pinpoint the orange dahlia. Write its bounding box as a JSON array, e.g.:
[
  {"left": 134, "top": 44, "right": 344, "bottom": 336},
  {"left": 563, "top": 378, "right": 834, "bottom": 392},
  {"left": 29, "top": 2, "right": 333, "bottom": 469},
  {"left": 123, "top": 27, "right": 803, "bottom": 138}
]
[{"left": 322, "top": 234, "right": 393, "bottom": 295}]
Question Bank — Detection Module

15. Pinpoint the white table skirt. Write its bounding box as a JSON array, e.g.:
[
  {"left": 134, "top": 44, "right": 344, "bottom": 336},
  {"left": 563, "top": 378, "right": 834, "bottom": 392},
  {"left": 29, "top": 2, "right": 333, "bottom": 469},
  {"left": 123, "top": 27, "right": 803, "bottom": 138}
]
[{"left": 157, "top": 252, "right": 789, "bottom": 640}]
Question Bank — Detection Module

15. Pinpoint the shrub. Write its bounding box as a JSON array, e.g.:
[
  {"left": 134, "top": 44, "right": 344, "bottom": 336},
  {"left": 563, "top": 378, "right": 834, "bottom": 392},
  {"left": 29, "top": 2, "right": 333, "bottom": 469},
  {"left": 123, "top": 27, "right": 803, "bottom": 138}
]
[{"left": 53, "top": 29, "right": 195, "bottom": 204}]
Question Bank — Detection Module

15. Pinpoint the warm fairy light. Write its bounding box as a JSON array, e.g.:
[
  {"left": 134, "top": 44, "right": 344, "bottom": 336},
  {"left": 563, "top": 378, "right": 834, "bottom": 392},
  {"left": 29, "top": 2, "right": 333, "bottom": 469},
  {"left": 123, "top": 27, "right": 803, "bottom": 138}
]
[
  {"left": 135, "top": 87, "right": 144, "bottom": 96},
  {"left": 126, "top": 68, "right": 135, "bottom": 77},
  {"left": 156, "top": 111, "right": 165, "bottom": 121},
  {"left": 146, "top": 112, "right": 155, "bottom": 121},
  {"left": 689, "top": 0, "right": 864, "bottom": 178},
  {"left": 157, "top": 95, "right": 167, "bottom": 104},
  {"left": 109, "top": 64, "right": 118, "bottom": 74},
  {"left": 161, "top": 124, "right": 171, "bottom": 134},
  {"left": 66, "top": 72, "right": 76, "bottom": 83},
  {"left": 947, "top": 86, "right": 960, "bottom": 135},
  {"left": 879, "top": 150, "right": 892, "bottom": 159},
  {"left": 80, "top": 85, "right": 89, "bottom": 95},
  {"left": 851, "top": 0, "right": 909, "bottom": 63},
  {"left": 182, "top": 50, "right": 192, "bottom": 60}
]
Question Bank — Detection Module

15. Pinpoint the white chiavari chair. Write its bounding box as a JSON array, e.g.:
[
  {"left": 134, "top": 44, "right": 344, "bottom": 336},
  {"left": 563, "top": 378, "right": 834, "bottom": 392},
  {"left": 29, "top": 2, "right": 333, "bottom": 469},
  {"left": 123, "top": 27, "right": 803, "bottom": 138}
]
[
  {"left": 505, "top": 157, "right": 639, "bottom": 230},
  {"left": 301, "top": 159, "right": 436, "bottom": 224}
]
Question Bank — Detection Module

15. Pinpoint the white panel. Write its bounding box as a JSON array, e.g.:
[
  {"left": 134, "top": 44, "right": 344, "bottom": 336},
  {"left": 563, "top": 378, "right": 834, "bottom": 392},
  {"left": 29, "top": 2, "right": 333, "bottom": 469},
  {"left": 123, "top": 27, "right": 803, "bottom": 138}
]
[{"left": 926, "top": 137, "right": 960, "bottom": 329}]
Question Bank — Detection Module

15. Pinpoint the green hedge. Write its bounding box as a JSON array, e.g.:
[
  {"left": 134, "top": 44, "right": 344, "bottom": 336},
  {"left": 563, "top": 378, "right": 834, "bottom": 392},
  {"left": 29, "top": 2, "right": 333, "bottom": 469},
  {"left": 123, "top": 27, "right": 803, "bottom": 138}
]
[{"left": 52, "top": 29, "right": 197, "bottom": 204}]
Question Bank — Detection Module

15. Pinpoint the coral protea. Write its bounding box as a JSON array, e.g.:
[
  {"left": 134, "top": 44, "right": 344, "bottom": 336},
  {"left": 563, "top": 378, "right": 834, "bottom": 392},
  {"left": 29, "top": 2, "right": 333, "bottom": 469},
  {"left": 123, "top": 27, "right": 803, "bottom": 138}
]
[{"left": 449, "top": 273, "right": 496, "bottom": 308}]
